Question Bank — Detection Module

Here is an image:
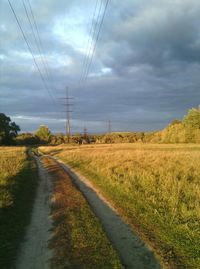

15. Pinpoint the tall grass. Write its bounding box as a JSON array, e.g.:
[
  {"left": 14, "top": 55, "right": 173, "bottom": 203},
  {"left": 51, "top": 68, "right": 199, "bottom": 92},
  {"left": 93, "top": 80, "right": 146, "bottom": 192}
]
[
  {"left": 40, "top": 144, "right": 200, "bottom": 269},
  {"left": 0, "top": 147, "right": 38, "bottom": 268}
]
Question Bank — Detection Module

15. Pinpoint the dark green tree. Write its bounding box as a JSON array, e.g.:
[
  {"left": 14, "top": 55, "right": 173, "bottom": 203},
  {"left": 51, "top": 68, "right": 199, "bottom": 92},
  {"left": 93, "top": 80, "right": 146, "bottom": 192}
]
[
  {"left": 35, "top": 125, "right": 51, "bottom": 144},
  {"left": 16, "top": 133, "right": 39, "bottom": 145},
  {"left": 0, "top": 113, "right": 20, "bottom": 145}
]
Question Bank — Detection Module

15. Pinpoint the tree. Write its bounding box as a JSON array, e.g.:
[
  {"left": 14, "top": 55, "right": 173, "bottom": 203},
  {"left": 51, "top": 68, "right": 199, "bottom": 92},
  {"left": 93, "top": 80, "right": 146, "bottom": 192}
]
[
  {"left": 0, "top": 113, "right": 20, "bottom": 145},
  {"left": 170, "top": 119, "right": 182, "bottom": 126},
  {"left": 35, "top": 125, "right": 51, "bottom": 144},
  {"left": 183, "top": 107, "right": 200, "bottom": 129},
  {"left": 50, "top": 133, "right": 65, "bottom": 145},
  {"left": 16, "top": 133, "right": 39, "bottom": 145}
]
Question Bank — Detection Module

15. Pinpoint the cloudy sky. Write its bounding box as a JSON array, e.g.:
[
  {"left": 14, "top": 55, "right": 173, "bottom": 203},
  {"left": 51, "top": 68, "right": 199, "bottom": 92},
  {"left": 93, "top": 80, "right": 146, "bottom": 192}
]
[{"left": 1, "top": 0, "right": 200, "bottom": 133}]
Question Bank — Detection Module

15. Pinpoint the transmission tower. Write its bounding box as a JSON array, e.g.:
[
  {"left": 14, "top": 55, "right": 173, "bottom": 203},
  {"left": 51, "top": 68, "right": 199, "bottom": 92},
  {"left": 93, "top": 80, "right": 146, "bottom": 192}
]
[
  {"left": 108, "top": 120, "right": 111, "bottom": 134},
  {"left": 83, "top": 125, "right": 88, "bottom": 139},
  {"left": 62, "top": 88, "right": 73, "bottom": 143}
]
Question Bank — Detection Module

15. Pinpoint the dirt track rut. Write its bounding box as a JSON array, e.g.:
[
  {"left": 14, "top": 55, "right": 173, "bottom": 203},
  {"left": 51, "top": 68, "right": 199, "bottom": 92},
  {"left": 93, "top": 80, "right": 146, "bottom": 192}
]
[{"left": 15, "top": 155, "right": 52, "bottom": 269}]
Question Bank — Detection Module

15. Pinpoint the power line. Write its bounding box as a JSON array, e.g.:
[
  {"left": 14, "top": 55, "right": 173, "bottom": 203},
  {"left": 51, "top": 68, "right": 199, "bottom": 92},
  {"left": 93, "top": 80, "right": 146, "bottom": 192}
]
[
  {"left": 26, "top": 0, "right": 56, "bottom": 97},
  {"left": 21, "top": 0, "right": 57, "bottom": 105},
  {"left": 83, "top": 0, "right": 110, "bottom": 82},
  {"left": 81, "top": 0, "right": 104, "bottom": 82},
  {"left": 22, "top": 0, "right": 51, "bottom": 89},
  {"left": 7, "top": 0, "right": 55, "bottom": 104},
  {"left": 80, "top": 0, "right": 102, "bottom": 83},
  {"left": 22, "top": 0, "right": 42, "bottom": 61}
]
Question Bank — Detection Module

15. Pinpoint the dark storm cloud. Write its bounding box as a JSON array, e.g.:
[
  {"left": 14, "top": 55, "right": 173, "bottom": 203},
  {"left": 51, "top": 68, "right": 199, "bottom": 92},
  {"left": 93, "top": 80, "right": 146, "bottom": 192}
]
[
  {"left": 1, "top": 0, "right": 200, "bottom": 133},
  {"left": 99, "top": 0, "right": 200, "bottom": 68}
]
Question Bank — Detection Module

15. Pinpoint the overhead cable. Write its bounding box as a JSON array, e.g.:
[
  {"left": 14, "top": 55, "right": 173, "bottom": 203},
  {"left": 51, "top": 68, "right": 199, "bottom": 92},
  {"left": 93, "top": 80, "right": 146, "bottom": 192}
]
[{"left": 7, "top": 0, "right": 55, "bottom": 104}]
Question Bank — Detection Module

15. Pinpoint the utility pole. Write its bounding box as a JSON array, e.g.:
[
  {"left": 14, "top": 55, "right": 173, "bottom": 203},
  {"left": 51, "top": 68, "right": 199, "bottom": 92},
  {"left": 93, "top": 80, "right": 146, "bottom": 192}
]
[
  {"left": 108, "top": 120, "right": 111, "bottom": 134},
  {"left": 83, "top": 125, "right": 88, "bottom": 139},
  {"left": 62, "top": 88, "right": 73, "bottom": 143}
]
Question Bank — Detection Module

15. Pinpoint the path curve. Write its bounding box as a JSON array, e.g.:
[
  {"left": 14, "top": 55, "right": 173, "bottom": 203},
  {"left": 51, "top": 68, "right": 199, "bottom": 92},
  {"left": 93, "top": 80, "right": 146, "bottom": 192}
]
[{"left": 46, "top": 154, "right": 162, "bottom": 269}]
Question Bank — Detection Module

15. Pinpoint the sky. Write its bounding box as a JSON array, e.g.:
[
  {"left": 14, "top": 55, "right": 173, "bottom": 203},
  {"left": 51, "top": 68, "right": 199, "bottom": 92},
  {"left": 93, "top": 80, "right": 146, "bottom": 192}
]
[{"left": 1, "top": 0, "right": 200, "bottom": 134}]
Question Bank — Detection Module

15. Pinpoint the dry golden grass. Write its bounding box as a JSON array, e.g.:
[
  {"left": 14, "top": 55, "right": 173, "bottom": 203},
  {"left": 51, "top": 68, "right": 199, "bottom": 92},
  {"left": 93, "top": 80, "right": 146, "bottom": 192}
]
[
  {"left": 40, "top": 143, "right": 200, "bottom": 269},
  {"left": 0, "top": 147, "right": 38, "bottom": 268},
  {"left": 0, "top": 147, "right": 27, "bottom": 207}
]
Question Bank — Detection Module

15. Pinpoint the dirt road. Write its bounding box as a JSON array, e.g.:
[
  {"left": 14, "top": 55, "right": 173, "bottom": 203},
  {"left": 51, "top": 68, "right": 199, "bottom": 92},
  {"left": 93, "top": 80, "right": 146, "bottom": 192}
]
[
  {"left": 46, "top": 155, "right": 162, "bottom": 269},
  {"left": 15, "top": 153, "right": 162, "bottom": 269},
  {"left": 15, "top": 155, "right": 52, "bottom": 269}
]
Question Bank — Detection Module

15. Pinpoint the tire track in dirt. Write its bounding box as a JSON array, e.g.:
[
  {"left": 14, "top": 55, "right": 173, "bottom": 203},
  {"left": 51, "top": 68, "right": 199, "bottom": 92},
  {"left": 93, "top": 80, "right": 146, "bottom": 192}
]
[{"left": 15, "top": 155, "right": 52, "bottom": 269}]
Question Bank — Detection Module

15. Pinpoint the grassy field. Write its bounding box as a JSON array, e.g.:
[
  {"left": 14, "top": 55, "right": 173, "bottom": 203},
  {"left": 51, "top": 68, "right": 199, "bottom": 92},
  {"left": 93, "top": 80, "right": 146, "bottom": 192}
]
[
  {"left": 41, "top": 156, "right": 123, "bottom": 269},
  {"left": 0, "top": 147, "right": 38, "bottom": 269},
  {"left": 40, "top": 143, "right": 200, "bottom": 269}
]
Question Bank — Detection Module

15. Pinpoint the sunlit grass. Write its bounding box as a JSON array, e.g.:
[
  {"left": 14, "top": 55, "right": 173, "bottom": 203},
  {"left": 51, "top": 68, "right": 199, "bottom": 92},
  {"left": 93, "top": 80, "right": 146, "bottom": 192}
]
[
  {"left": 0, "top": 147, "right": 26, "bottom": 206},
  {"left": 0, "top": 147, "right": 38, "bottom": 268},
  {"left": 40, "top": 143, "right": 200, "bottom": 269}
]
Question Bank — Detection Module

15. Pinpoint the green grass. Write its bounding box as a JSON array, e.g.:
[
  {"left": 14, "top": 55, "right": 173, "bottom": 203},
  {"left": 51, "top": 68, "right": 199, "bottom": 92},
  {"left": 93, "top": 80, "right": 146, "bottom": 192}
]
[
  {"left": 0, "top": 147, "right": 38, "bottom": 269},
  {"left": 42, "top": 156, "right": 123, "bottom": 269},
  {"left": 40, "top": 143, "right": 200, "bottom": 269}
]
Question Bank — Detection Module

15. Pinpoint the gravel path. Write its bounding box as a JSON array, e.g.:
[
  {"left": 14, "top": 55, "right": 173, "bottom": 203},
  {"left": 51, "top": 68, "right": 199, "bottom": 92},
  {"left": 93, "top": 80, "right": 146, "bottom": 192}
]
[
  {"left": 47, "top": 155, "right": 162, "bottom": 269},
  {"left": 15, "top": 155, "right": 52, "bottom": 269}
]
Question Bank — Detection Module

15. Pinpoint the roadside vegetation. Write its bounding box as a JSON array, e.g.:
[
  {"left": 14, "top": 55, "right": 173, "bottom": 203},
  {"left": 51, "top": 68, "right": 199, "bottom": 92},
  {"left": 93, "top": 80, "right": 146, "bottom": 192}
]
[
  {"left": 41, "top": 156, "right": 123, "bottom": 269},
  {"left": 0, "top": 147, "right": 38, "bottom": 269},
  {"left": 40, "top": 143, "right": 200, "bottom": 269}
]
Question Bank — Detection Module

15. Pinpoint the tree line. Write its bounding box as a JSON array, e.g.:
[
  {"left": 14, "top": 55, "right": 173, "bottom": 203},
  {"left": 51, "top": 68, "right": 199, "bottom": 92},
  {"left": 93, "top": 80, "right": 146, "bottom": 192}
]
[{"left": 1, "top": 106, "right": 200, "bottom": 146}]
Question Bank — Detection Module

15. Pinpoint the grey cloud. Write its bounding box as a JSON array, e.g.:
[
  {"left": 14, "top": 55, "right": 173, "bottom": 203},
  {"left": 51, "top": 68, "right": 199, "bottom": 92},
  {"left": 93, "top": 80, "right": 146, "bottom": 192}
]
[
  {"left": 98, "top": 0, "right": 200, "bottom": 70},
  {"left": 1, "top": 0, "right": 200, "bottom": 133}
]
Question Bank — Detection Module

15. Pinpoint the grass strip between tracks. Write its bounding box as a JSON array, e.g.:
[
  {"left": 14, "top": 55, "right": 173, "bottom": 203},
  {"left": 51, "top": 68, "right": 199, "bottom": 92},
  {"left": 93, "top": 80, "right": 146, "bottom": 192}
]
[{"left": 41, "top": 156, "right": 123, "bottom": 269}]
